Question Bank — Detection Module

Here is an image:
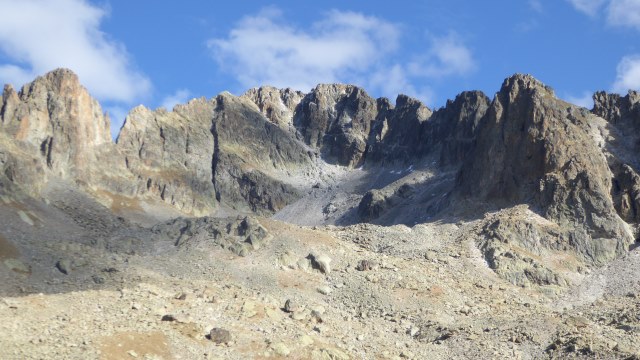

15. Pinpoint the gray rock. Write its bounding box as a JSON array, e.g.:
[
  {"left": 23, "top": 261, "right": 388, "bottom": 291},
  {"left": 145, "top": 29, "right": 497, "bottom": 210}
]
[
  {"left": 161, "top": 315, "right": 176, "bottom": 322},
  {"left": 155, "top": 216, "right": 272, "bottom": 256},
  {"left": 307, "top": 253, "right": 331, "bottom": 274},
  {"left": 283, "top": 299, "right": 295, "bottom": 313},
  {"left": 355, "top": 259, "right": 378, "bottom": 271},
  {"left": 457, "top": 74, "right": 632, "bottom": 265},
  {"left": 209, "top": 328, "right": 232, "bottom": 344},
  {"left": 3, "top": 258, "right": 30, "bottom": 274},
  {"left": 55, "top": 259, "right": 72, "bottom": 275}
]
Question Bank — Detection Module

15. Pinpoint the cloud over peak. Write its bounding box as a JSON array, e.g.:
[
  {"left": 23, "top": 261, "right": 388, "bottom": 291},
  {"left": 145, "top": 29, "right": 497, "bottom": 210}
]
[
  {"left": 0, "top": 0, "right": 150, "bottom": 103},
  {"left": 613, "top": 55, "right": 640, "bottom": 93},
  {"left": 567, "top": 0, "right": 640, "bottom": 30},
  {"left": 208, "top": 8, "right": 401, "bottom": 92},
  {"left": 208, "top": 8, "right": 476, "bottom": 103}
]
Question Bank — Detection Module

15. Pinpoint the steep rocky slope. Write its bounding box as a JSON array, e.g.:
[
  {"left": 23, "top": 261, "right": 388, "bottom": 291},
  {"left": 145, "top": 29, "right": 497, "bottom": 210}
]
[{"left": 1, "top": 69, "right": 640, "bottom": 359}]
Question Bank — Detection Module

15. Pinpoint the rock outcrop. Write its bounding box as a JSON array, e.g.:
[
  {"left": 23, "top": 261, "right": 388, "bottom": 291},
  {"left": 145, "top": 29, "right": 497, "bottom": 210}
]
[
  {"left": 0, "top": 69, "right": 112, "bottom": 192},
  {"left": 154, "top": 215, "right": 272, "bottom": 256},
  {"left": 426, "top": 91, "right": 490, "bottom": 167},
  {"left": 366, "top": 95, "right": 432, "bottom": 164},
  {"left": 591, "top": 91, "right": 640, "bottom": 225},
  {"left": 458, "top": 74, "right": 633, "bottom": 265},
  {"left": 115, "top": 99, "right": 218, "bottom": 215},
  {"left": 210, "top": 93, "right": 312, "bottom": 214},
  {"left": 242, "top": 86, "right": 304, "bottom": 131},
  {"left": 293, "top": 84, "right": 378, "bottom": 167}
]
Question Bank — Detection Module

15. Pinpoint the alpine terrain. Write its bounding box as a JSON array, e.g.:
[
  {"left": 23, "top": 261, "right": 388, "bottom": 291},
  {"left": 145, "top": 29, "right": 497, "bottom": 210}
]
[{"left": 0, "top": 68, "right": 639, "bottom": 359}]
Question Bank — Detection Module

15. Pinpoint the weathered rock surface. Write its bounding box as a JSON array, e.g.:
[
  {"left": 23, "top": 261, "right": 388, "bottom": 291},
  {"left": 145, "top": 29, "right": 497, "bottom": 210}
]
[
  {"left": 211, "top": 92, "right": 312, "bottom": 214},
  {"left": 458, "top": 74, "right": 633, "bottom": 265},
  {"left": 426, "top": 91, "right": 490, "bottom": 167},
  {"left": 294, "top": 84, "right": 378, "bottom": 167},
  {"left": 592, "top": 90, "right": 640, "bottom": 224},
  {"left": 242, "top": 86, "right": 304, "bottom": 131},
  {"left": 153, "top": 215, "right": 272, "bottom": 256},
  {"left": 366, "top": 94, "right": 432, "bottom": 164},
  {"left": 115, "top": 99, "right": 218, "bottom": 215},
  {"left": 0, "top": 69, "right": 112, "bottom": 193}
]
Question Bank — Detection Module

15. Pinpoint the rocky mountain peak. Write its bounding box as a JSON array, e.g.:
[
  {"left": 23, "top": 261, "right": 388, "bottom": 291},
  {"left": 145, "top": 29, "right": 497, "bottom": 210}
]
[
  {"left": 499, "top": 73, "right": 555, "bottom": 99},
  {"left": 457, "top": 74, "right": 633, "bottom": 265},
  {"left": 242, "top": 86, "right": 304, "bottom": 128},
  {"left": 592, "top": 90, "right": 640, "bottom": 125},
  {"left": 0, "top": 68, "right": 111, "bottom": 187}
]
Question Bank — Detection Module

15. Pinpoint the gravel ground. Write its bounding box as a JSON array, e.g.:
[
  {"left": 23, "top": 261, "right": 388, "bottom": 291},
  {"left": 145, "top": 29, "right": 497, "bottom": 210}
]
[{"left": 0, "top": 182, "right": 639, "bottom": 360}]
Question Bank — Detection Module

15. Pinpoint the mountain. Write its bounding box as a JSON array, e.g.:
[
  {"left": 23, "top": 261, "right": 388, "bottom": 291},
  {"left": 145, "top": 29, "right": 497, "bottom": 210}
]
[{"left": 1, "top": 69, "right": 639, "bottom": 359}]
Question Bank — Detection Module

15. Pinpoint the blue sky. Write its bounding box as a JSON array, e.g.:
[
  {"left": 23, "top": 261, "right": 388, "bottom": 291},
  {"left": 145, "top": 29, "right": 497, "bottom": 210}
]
[{"left": 0, "top": 0, "right": 639, "bottom": 138}]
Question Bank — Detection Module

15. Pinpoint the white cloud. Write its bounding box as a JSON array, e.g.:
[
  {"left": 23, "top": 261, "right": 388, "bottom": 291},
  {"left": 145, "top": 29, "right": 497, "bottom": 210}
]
[
  {"left": 0, "top": 0, "right": 150, "bottom": 103},
  {"left": 566, "top": 0, "right": 607, "bottom": 16},
  {"left": 208, "top": 8, "right": 475, "bottom": 107},
  {"left": 607, "top": 0, "right": 640, "bottom": 30},
  {"left": 160, "top": 89, "right": 191, "bottom": 110},
  {"left": 565, "top": 92, "right": 594, "bottom": 108},
  {"left": 407, "top": 34, "right": 476, "bottom": 78},
  {"left": 529, "top": 0, "right": 544, "bottom": 13},
  {"left": 567, "top": 0, "right": 640, "bottom": 29},
  {"left": 368, "top": 64, "right": 434, "bottom": 104},
  {"left": 613, "top": 55, "right": 640, "bottom": 92},
  {"left": 208, "top": 8, "right": 400, "bottom": 91}
]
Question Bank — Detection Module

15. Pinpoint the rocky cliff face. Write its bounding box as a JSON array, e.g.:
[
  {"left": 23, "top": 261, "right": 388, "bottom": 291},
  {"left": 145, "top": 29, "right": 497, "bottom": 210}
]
[
  {"left": 2, "top": 69, "right": 640, "bottom": 279},
  {"left": 115, "top": 99, "right": 218, "bottom": 215},
  {"left": 210, "top": 92, "right": 313, "bottom": 214},
  {"left": 458, "top": 74, "right": 633, "bottom": 266},
  {"left": 293, "top": 84, "right": 378, "bottom": 167},
  {"left": 0, "top": 69, "right": 112, "bottom": 188},
  {"left": 242, "top": 86, "right": 304, "bottom": 131}
]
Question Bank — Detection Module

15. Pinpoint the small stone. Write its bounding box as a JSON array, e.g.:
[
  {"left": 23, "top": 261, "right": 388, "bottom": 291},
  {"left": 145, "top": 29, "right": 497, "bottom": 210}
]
[
  {"left": 209, "top": 328, "right": 232, "bottom": 344},
  {"left": 175, "top": 293, "right": 187, "bottom": 300},
  {"left": 409, "top": 327, "right": 420, "bottom": 337},
  {"left": 242, "top": 300, "right": 257, "bottom": 318},
  {"left": 266, "top": 308, "right": 281, "bottom": 320},
  {"left": 356, "top": 259, "right": 377, "bottom": 271},
  {"left": 311, "top": 310, "right": 324, "bottom": 323},
  {"left": 298, "top": 335, "right": 314, "bottom": 347},
  {"left": 3, "top": 259, "right": 30, "bottom": 274},
  {"left": 161, "top": 315, "right": 176, "bottom": 322},
  {"left": 56, "top": 259, "right": 72, "bottom": 275},
  {"left": 278, "top": 251, "right": 298, "bottom": 269},
  {"left": 292, "top": 310, "right": 309, "bottom": 321},
  {"left": 271, "top": 343, "right": 290, "bottom": 357},
  {"left": 91, "top": 275, "right": 105, "bottom": 284},
  {"left": 308, "top": 253, "right": 332, "bottom": 274},
  {"left": 127, "top": 350, "right": 138, "bottom": 358},
  {"left": 284, "top": 299, "right": 296, "bottom": 313},
  {"left": 297, "top": 258, "right": 313, "bottom": 272},
  {"left": 17, "top": 211, "right": 34, "bottom": 226},
  {"left": 317, "top": 286, "right": 332, "bottom": 295}
]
